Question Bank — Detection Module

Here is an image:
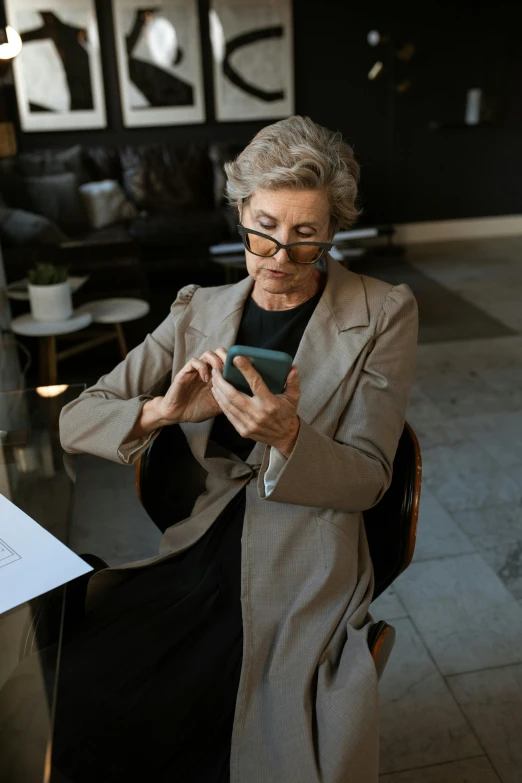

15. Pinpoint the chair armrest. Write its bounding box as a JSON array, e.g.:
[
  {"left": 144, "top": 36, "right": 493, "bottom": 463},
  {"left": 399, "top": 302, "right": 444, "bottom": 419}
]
[{"left": 368, "top": 620, "right": 396, "bottom": 681}]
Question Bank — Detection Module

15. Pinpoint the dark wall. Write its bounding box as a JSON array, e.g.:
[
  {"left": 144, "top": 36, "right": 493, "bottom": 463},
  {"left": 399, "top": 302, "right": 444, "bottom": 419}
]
[
  {"left": 292, "top": 1, "right": 522, "bottom": 225},
  {"left": 2, "top": 0, "right": 522, "bottom": 225}
]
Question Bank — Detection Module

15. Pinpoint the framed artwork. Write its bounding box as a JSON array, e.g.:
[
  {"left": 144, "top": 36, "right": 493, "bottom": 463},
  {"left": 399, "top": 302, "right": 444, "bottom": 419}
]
[
  {"left": 209, "top": 0, "right": 294, "bottom": 122},
  {"left": 4, "top": 0, "right": 106, "bottom": 132},
  {"left": 112, "top": 0, "right": 205, "bottom": 127}
]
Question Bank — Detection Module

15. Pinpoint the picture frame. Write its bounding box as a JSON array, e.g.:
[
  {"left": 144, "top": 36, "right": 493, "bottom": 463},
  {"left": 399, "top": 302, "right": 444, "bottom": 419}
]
[
  {"left": 5, "top": 0, "right": 106, "bottom": 132},
  {"left": 112, "top": 0, "right": 205, "bottom": 127},
  {"left": 209, "top": 0, "right": 294, "bottom": 122}
]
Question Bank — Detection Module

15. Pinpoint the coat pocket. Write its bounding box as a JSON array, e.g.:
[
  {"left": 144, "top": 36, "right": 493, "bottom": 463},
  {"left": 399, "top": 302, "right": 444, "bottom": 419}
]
[
  {"left": 315, "top": 514, "right": 358, "bottom": 582},
  {"left": 316, "top": 513, "right": 357, "bottom": 548}
]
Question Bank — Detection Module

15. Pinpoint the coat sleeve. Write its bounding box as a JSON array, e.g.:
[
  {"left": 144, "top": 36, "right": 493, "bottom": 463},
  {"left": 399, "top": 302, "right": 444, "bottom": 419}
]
[
  {"left": 257, "top": 284, "right": 418, "bottom": 513},
  {"left": 59, "top": 285, "right": 199, "bottom": 465}
]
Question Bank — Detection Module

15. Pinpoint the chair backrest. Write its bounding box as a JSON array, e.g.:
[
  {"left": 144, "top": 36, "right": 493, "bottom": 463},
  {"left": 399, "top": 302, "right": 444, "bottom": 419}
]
[
  {"left": 364, "top": 423, "right": 421, "bottom": 598},
  {"left": 136, "top": 422, "right": 421, "bottom": 601},
  {"left": 136, "top": 424, "right": 207, "bottom": 532}
]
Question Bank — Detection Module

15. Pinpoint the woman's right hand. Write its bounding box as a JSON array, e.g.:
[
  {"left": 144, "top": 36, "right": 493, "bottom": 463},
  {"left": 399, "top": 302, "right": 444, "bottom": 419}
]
[
  {"left": 125, "top": 349, "right": 228, "bottom": 443},
  {"left": 157, "top": 348, "right": 228, "bottom": 424}
]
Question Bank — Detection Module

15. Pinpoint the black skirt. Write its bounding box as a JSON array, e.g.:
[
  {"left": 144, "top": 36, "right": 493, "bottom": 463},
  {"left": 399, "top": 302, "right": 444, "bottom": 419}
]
[{"left": 52, "top": 489, "right": 246, "bottom": 783}]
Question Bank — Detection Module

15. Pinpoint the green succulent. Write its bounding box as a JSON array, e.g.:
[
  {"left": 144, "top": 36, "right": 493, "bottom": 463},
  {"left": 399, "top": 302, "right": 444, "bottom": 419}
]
[{"left": 28, "top": 263, "right": 68, "bottom": 286}]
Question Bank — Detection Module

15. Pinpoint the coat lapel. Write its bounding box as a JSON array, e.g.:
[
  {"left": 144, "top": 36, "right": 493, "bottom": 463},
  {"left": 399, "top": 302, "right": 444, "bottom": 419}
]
[
  {"left": 181, "top": 275, "right": 254, "bottom": 462},
  {"left": 293, "top": 257, "right": 372, "bottom": 425}
]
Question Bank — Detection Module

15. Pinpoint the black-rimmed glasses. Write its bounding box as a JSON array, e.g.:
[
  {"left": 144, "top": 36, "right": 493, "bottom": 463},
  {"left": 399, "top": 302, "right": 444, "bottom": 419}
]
[{"left": 237, "top": 224, "right": 333, "bottom": 265}]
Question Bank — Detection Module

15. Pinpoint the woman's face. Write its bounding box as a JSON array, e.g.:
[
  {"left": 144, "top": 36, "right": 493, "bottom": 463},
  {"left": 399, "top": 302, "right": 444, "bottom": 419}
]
[{"left": 240, "top": 188, "right": 332, "bottom": 297}]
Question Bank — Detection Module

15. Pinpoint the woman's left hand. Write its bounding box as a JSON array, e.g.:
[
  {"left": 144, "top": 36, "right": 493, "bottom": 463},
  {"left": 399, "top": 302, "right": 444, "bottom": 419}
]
[{"left": 211, "top": 357, "right": 301, "bottom": 458}]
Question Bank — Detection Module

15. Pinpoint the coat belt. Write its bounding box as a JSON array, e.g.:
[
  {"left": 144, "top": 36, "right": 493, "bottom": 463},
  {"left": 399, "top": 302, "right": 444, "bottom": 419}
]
[{"left": 202, "top": 455, "right": 261, "bottom": 482}]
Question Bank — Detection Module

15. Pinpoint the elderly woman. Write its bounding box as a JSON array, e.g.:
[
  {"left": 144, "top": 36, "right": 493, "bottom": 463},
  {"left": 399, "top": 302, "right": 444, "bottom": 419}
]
[{"left": 2, "top": 116, "right": 418, "bottom": 783}]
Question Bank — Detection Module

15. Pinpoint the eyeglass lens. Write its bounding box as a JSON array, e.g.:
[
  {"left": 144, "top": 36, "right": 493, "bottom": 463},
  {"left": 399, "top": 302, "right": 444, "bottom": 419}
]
[{"left": 245, "top": 232, "right": 323, "bottom": 264}]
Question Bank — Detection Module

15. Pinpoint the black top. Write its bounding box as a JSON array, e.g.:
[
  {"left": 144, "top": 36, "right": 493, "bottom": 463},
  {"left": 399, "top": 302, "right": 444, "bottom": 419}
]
[
  {"left": 210, "top": 287, "right": 323, "bottom": 461},
  {"left": 48, "top": 287, "right": 323, "bottom": 783},
  {"left": 237, "top": 288, "right": 323, "bottom": 355}
]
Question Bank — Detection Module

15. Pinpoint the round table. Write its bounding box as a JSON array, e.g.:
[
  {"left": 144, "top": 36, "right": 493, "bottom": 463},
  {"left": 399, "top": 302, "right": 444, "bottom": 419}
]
[
  {"left": 76, "top": 298, "right": 150, "bottom": 357},
  {"left": 11, "top": 298, "right": 150, "bottom": 385},
  {"left": 11, "top": 311, "right": 93, "bottom": 385}
]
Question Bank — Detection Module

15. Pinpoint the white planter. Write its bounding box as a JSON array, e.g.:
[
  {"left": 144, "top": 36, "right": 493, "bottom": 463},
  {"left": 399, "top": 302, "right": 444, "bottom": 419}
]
[{"left": 28, "top": 280, "right": 73, "bottom": 322}]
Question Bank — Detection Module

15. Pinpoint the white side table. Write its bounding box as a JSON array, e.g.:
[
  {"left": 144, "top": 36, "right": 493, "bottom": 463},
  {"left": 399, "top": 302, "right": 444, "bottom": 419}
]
[
  {"left": 76, "top": 297, "right": 150, "bottom": 359},
  {"left": 76, "top": 298, "right": 150, "bottom": 358},
  {"left": 12, "top": 312, "right": 93, "bottom": 385},
  {"left": 11, "top": 299, "right": 150, "bottom": 384}
]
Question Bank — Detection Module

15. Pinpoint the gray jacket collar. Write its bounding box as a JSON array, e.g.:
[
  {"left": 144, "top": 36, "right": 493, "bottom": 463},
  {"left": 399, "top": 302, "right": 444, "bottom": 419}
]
[{"left": 188, "top": 256, "right": 369, "bottom": 338}]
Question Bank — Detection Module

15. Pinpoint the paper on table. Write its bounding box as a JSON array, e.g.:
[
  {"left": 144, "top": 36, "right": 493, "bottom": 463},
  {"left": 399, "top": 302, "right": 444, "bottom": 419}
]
[{"left": 0, "top": 493, "right": 93, "bottom": 615}]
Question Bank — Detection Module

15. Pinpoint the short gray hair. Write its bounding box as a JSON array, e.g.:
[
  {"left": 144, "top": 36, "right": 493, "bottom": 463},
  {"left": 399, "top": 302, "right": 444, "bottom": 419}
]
[{"left": 224, "top": 115, "right": 361, "bottom": 230}]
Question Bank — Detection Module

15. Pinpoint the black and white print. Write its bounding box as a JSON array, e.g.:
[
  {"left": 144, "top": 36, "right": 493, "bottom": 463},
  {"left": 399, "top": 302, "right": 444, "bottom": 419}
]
[
  {"left": 113, "top": 0, "right": 205, "bottom": 127},
  {"left": 5, "top": 0, "right": 106, "bottom": 132},
  {"left": 209, "top": 0, "right": 294, "bottom": 122}
]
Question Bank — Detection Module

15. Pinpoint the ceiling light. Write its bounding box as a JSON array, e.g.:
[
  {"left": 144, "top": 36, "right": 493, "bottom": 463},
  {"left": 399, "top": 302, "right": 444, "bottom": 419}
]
[{"left": 0, "top": 26, "right": 22, "bottom": 61}]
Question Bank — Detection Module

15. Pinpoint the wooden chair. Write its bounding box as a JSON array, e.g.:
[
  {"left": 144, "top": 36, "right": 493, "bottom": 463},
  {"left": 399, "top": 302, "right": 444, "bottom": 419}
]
[{"left": 136, "top": 422, "right": 422, "bottom": 680}]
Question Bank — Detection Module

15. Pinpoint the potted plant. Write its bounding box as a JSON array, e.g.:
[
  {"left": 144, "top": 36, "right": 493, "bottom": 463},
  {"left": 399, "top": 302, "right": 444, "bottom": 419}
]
[{"left": 27, "top": 263, "right": 73, "bottom": 322}]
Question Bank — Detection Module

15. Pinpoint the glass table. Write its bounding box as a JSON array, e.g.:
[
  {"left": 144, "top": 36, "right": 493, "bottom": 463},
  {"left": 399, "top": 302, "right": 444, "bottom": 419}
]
[{"left": 0, "top": 384, "right": 85, "bottom": 783}]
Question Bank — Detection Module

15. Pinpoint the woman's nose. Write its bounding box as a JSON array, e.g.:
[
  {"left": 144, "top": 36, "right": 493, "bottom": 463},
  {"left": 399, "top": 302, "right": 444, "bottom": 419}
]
[{"left": 272, "top": 247, "right": 289, "bottom": 264}]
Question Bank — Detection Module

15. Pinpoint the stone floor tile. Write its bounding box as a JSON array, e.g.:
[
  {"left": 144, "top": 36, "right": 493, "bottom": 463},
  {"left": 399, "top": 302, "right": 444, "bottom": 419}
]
[
  {"left": 456, "top": 411, "right": 522, "bottom": 469},
  {"left": 379, "top": 618, "right": 481, "bottom": 775},
  {"left": 447, "top": 664, "right": 522, "bottom": 783},
  {"left": 392, "top": 554, "right": 522, "bottom": 675},
  {"left": 451, "top": 503, "right": 522, "bottom": 551},
  {"left": 418, "top": 374, "right": 518, "bottom": 419},
  {"left": 413, "top": 489, "right": 475, "bottom": 562},
  {"left": 481, "top": 542, "right": 522, "bottom": 600},
  {"left": 421, "top": 442, "right": 521, "bottom": 512},
  {"left": 407, "top": 387, "right": 468, "bottom": 449},
  {"left": 371, "top": 586, "right": 408, "bottom": 622},
  {"left": 379, "top": 756, "right": 500, "bottom": 782}
]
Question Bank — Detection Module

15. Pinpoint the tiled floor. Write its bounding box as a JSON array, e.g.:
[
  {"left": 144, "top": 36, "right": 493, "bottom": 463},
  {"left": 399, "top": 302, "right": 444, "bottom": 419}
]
[
  {"left": 68, "top": 237, "right": 522, "bottom": 782},
  {"left": 373, "top": 237, "right": 522, "bottom": 781}
]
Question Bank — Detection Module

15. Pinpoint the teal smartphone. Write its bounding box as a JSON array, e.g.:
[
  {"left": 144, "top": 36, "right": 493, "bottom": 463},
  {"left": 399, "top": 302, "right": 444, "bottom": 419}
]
[{"left": 222, "top": 345, "right": 293, "bottom": 396}]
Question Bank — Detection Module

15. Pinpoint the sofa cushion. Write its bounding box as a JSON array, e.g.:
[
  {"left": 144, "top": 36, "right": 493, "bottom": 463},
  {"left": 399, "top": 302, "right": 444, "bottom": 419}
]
[
  {"left": 0, "top": 207, "right": 67, "bottom": 246},
  {"left": 16, "top": 145, "right": 90, "bottom": 184},
  {"left": 28, "top": 173, "right": 88, "bottom": 233},
  {"left": 0, "top": 169, "right": 88, "bottom": 233},
  {"left": 119, "top": 144, "right": 215, "bottom": 213},
  {"left": 80, "top": 180, "right": 138, "bottom": 230},
  {"left": 84, "top": 146, "right": 123, "bottom": 184}
]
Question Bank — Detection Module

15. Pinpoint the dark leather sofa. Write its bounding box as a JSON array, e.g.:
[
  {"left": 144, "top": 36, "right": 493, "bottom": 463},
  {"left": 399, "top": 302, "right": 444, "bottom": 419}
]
[{"left": 0, "top": 142, "right": 241, "bottom": 306}]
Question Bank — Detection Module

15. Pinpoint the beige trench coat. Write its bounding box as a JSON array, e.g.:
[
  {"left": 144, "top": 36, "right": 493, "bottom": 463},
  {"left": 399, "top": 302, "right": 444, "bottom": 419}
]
[{"left": 59, "top": 256, "right": 418, "bottom": 783}]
